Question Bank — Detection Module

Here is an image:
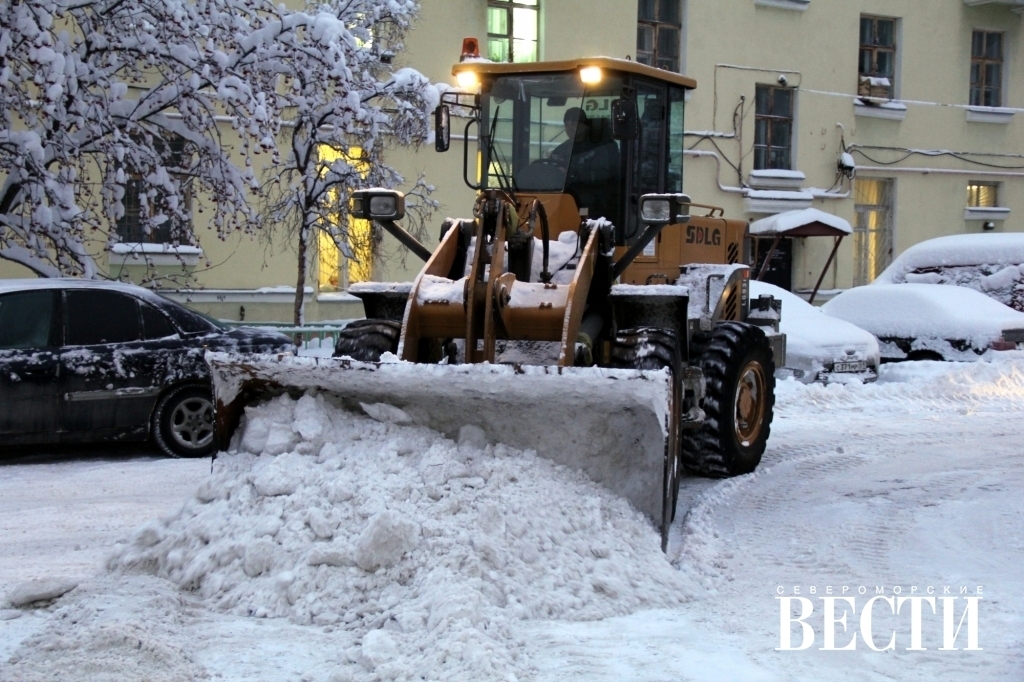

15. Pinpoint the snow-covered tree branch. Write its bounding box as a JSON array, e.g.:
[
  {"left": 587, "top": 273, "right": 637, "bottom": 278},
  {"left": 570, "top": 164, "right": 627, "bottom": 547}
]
[
  {"left": 257, "top": 11, "right": 440, "bottom": 324},
  {"left": 0, "top": 0, "right": 438, "bottom": 284}
]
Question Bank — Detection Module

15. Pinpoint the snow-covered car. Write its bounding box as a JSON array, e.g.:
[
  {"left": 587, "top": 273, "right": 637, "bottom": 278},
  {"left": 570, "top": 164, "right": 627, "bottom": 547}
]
[
  {"left": 750, "top": 280, "right": 879, "bottom": 383},
  {"left": 0, "top": 279, "right": 295, "bottom": 457},
  {"left": 822, "top": 283, "right": 1024, "bottom": 362},
  {"left": 874, "top": 233, "right": 1024, "bottom": 312}
]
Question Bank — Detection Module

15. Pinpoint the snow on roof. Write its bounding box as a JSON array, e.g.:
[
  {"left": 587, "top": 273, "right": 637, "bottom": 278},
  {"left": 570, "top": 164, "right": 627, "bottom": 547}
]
[
  {"left": 874, "top": 233, "right": 1024, "bottom": 284},
  {"left": 748, "top": 208, "right": 852, "bottom": 236},
  {"left": 748, "top": 169, "right": 806, "bottom": 180},
  {"left": 822, "top": 283, "right": 1024, "bottom": 344},
  {"left": 750, "top": 280, "right": 878, "bottom": 361}
]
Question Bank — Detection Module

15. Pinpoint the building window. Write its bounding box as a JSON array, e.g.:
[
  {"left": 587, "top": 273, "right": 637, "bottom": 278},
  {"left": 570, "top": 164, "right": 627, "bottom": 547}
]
[
  {"left": 487, "top": 0, "right": 538, "bottom": 63},
  {"left": 637, "top": 0, "right": 682, "bottom": 73},
  {"left": 971, "top": 31, "right": 1003, "bottom": 108},
  {"left": 853, "top": 178, "right": 894, "bottom": 286},
  {"left": 859, "top": 16, "right": 897, "bottom": 99},
  {"left": 115, "top": 135, "right": 192, "bottom": 244},
  {"left": 754, "top": 85, "right": 793, "bottom": 171},
  {"left": 967, "top": 181, "right": 998, "bottom": 208}
]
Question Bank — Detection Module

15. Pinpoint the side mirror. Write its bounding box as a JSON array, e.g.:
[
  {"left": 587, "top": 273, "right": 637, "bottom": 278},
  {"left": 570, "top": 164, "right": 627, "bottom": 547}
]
[
  {"left": 351, "top": 189, "right": 406, "bottom": 221},
  {"left": 611, "top": 99, "right": 639, "bottom": 140},
  {"left": 639, "top": 193, "right": 691, "bottom": 226},
  {"left": 434, "top": 105, "right": 451, "bottom": 153}
]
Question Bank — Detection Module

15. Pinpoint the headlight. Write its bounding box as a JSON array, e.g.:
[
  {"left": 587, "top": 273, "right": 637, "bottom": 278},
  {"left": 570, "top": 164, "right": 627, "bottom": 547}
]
[
  {"left": 640, "top": 199, "right": 671, "bottom": 223},
  {"left": 456, "top": 70, "right": 479, "bottom": 90},
  {"left": 580, "top": 66, "right": 602, "bottom": 84},
  {"left": 369, "top": 195, "right": 398, "bottom": 218},
  {"left": 638, "top": 193, "right": 692, "bottom": 225},
  {"left": 350, "top": 190, "right": 406, "bottom": 221}
]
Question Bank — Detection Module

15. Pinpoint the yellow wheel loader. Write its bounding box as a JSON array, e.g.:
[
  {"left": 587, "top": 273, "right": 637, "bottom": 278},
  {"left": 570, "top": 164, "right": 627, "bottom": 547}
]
[{"left": 210, "top": 49, "right": 786, "bottom": 550}]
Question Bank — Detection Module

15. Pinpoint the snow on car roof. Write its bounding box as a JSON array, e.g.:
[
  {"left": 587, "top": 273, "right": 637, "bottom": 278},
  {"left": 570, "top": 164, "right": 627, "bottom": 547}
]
[
  {"left": 0, "top": 277, "right": 175, "bottom": 306},
  {"left": 750, "top": 280, "right": 878, "bottom": 357},
  {"left": 875, "top": 233, "right": 1024, "bottom": 284},
  {"left": 823, "top": 283, "right": 1024, "bottom": 343}
]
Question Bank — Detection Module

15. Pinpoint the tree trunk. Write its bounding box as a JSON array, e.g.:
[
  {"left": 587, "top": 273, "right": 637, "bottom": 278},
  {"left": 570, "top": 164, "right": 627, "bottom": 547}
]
[{"left": 293, "top": 223, "right": 309, "bottom": 327}]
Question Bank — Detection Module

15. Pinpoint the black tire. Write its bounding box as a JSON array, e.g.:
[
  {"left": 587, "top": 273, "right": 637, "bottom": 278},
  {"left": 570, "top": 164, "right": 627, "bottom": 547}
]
[
  {"left": 332, "top": 319, "right": 400, "bottom": 361},
  {"left": 609, "top": 327, "right": 680, "bottom": 371},
  {"left": 153, "top": 385, "right": 216, "bottom": 458},
  {"left": 610, "top": 327, "right": 683, "bottom": 522},
  {"left": 682, "top": 321, "right": 775, "bottom": 478}
]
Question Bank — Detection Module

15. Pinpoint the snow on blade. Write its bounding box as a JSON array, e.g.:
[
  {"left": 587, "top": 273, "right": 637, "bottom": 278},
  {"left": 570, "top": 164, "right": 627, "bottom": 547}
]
[
  {"left": 108, "top": 393, "right": 692, "bottom": 680},
  {"left": 208, "top": 352, "right": 674, "bottom": 521}
]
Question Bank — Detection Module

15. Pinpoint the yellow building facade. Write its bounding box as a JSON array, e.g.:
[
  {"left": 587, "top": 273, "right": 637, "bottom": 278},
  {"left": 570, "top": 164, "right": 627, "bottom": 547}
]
[{"left": 4, "top": 0, "right": 1023, "bottom": 319}]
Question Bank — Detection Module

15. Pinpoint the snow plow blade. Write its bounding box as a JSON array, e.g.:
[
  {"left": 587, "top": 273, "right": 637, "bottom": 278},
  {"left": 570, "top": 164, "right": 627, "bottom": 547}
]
[{"left": 208, "top": 352, "right": 677, "bottom": 541}]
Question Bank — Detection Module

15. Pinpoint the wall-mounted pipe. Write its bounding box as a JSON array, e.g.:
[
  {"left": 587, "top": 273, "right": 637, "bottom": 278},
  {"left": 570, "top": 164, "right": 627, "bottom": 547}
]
[
  {"left": 683, "top": 149, "right": 745, "bottom": 194},
  {"left": 855, "top": 165, "right": 1024, "bottom": 178}
]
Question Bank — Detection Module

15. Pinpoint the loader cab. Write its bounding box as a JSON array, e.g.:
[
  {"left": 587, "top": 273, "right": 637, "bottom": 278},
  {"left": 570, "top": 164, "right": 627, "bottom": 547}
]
[{"left": 443, "top": 58, "right": 695, "bottom": 251}]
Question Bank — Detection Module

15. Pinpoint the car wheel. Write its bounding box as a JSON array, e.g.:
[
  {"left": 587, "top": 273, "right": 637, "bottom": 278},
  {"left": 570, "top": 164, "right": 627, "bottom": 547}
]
[{"left": 153, "top": 384, "right": 216, "bottom": 458}]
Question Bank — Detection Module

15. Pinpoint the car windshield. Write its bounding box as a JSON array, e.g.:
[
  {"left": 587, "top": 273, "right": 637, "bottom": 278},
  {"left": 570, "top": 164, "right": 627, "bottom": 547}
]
[{"left": 482, "top": 72, "right": 624, "bottom": 194}]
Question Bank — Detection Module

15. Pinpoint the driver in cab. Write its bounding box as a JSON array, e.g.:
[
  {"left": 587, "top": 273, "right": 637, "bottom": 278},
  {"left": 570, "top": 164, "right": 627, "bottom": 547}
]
[{"left": 549, "top": 107, "right": 620, "bottom": 221}]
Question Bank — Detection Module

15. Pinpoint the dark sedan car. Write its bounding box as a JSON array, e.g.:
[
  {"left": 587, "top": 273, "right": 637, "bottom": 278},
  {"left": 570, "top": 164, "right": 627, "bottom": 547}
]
[{"left": 0, "top": 279, "right": 294, "bottom": 457}]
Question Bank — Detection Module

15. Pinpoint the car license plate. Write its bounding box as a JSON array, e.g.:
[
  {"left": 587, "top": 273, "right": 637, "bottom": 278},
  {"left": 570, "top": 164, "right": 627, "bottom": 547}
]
[{"left": 833, "top": 360, "right": 867, "bottom": 373}]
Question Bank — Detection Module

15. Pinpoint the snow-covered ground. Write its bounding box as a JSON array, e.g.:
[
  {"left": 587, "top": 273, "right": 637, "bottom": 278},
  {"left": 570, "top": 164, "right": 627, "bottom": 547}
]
[{"left": 2, "top": 360, "right": 1023, "bottom": 681}]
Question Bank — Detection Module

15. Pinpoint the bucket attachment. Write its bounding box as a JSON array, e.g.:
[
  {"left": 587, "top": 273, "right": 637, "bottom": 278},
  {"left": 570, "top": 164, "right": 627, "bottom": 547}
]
[{"left": 208, "top": 352, "right": 678, "bottom": 543}]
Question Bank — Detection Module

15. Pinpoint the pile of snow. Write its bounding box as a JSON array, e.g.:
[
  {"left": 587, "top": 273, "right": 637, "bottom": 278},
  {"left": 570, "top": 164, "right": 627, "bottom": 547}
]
[
  {"left": 823, "top": 283, "right": 1024, "bottom": 351},
  {"left": 875, "top": 233, "right": 1024, "bottom": 311},
  {"left": 108, "top": 393, "right": 691, "bottom": 680},
  {"left": 2, "top": 576, "right": 208, "bottom": 682},
  {"left": 774, "top": 356, "right": 1024, "bottom": 416}
]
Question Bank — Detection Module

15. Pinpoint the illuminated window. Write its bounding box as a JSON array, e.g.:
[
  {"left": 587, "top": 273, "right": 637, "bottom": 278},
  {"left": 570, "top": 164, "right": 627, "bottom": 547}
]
[
  {"left": 637, "top": 0, "right": 681, "bottom": 73},
  {"left": 487, "top": 0, "right": 539, "bottom": 63},
  {"left": 967, "top": 182, "right": 998, "bottom": 208},
  {"left": 853, "top": 178, "right": 894, "bottom": 286},
  {"left": 318, "top": 146, "right": 373, "bottom": 290},
  {"left": 970, "top": 32, "right": 1003, "bottom": 108}
]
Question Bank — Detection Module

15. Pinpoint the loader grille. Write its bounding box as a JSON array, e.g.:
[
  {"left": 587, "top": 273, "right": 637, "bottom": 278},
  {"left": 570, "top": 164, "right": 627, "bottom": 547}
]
[
  {"left": 722, "top": 285, "right": 739, "bottom": 320},
  {"left": 727, "top": 243, "right": 739, "bottom": 264}
]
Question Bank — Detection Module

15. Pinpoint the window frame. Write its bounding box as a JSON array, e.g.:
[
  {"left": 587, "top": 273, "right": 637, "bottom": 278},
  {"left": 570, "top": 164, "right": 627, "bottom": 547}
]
[
  {"left": 859, "top": 15, "right": 898, "bottom": 100},
  {"left": 967, "top": 181, "right": 999, "bottom": 208},
  {"left": 970, "top": 30, "right": 1004, "bottom": 108},
  {"left": 486, "top": 0, "right": 539, "bottom": 64},
  {"left": 753, "top": 84, "right": 794, "bottom": 171},
  {"left": 637, "top": 0, "right": 683, "bottom": 73},
  {"left": 114, "top": 134, "right": 195, "bottom": 246}
]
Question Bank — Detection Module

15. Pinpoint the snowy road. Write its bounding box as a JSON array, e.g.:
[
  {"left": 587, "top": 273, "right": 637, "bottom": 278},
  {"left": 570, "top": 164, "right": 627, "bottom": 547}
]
[{"left": 2, "top": 360, "right": 1023, "bottom": 680}]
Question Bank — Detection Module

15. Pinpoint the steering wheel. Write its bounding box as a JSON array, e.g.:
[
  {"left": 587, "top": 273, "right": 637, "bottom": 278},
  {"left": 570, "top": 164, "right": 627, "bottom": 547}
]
[
  {"left": 515, "top": 158, "right": 568, "bottom": 191},
  {"left": 535, "top": 157, "right": 567, "bottom": 170}
]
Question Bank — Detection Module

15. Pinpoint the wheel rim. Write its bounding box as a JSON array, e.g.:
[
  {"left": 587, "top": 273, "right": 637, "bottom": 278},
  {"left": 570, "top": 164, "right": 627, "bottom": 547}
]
[
  {"left": 169, "top": 396, "right": 214, "bottom": 451},
  {"left": 734, "top": 360, "right": 767, "bottom": 446}
]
